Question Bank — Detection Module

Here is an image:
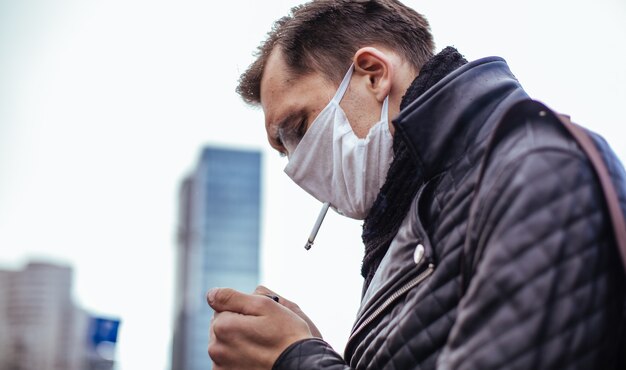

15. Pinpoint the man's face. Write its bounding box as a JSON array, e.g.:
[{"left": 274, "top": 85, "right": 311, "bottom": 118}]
[
  {"left": 260, "top": 49, "right": 382, "bottom": 157},
  {"left": 260, "top": 50, "right": 336, "bottom": 157}
]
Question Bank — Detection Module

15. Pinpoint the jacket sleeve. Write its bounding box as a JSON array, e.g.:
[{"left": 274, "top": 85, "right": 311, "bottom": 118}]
[
  {"left": 273, "top": 338, "right": 352, "bottom": 370},
  {"left": 437, "top": 148, "right": 624, "bottom": 369}
]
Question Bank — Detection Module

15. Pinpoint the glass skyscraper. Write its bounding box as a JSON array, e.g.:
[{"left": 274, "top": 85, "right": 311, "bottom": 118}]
[{"left": 171, "top": 147, "right": 261, "bottom": 370}]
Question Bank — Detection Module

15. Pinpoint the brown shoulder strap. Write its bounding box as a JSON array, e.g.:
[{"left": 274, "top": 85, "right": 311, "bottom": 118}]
[
  {"left": 556, "top": 114, "right": 626, "bottom": 270},
  {"left": 461, "top": 100, "right": 626, "bottom": 295}
]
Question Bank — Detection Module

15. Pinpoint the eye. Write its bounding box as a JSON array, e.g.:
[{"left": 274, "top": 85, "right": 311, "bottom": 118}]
[
  {"left": 275, "top": 134, "right": 283, "bottom": 148},
  {"left": 275, "top": 114, "right": 307, "bottom": 158},
  {"left": 273, "top": 133, "right": 288, "bottom": 158},
  {"left": 295, "top": 118, "right": 308, "bottom": 140}
]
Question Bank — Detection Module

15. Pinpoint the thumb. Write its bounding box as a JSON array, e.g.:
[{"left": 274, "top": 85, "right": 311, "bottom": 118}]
[{"left": 207, "top": 287, "right": 265, "bottom": 315}]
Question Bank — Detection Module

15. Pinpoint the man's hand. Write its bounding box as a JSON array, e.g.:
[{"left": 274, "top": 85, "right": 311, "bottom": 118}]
[
  {"left": 253, "top": 285, "right": 323, "bottom": 339},
  {"left": 207, "top": 287, "right": 314, "bottom": 370}
]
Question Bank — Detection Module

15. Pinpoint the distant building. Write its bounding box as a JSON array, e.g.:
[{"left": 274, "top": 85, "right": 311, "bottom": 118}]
[
  {"left": 0, "top": 262, "right": 81, "bottom": 370},
  {"left": 0, "top": 262, "right": 119, "bottom": 370},
  {"left": 171, "top": 147, "right": 262, "bottom": 370}
]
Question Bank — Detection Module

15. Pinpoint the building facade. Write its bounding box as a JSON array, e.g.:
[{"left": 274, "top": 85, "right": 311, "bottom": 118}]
[
  {"left": 0, "top": 262, "right": 119, "bottom": 370},
  {"left": 0, "top": 262, "right": 86, "bottom": 370},
  {"left": 171, "top": 147, "right": 262, "bottom": 370}
]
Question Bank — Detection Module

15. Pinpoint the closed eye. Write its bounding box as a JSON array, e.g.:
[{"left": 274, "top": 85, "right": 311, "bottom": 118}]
[
  {"left": 271, "top": 133, "right": 288, "bottom": 157},
  {"left": 278, "top": 117, "right": 308, "bottom": 155},
  {"left": 295, "top": 118, "right": 308, "bottom": 141}
]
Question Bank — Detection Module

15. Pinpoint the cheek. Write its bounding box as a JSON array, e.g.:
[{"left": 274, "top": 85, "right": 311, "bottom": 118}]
[
  {"left": 340, "top": 90, "right": 381, "bottom": 138},
  {"left": 306, "top": 104, "right": 326, "bottom": 130}
]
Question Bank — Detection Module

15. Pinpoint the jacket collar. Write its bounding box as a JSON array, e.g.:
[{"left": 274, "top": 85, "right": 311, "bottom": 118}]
[
  {"left": 361, "top": 47, "right": 467, "bottom": 286},
  {"left": 394, "top": 57, "right": 524, "bottom": 180}
]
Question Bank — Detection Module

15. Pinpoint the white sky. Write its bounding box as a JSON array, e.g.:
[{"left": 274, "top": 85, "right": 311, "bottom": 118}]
[{"left": 0, "top": 1, "right": 624, "bottom": 369}]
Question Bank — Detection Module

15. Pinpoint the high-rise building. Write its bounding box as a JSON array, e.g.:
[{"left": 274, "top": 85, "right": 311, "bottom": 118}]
[
  {"left": 0, "top": 262, "right": 119, "bottom": 370},
  {"left": 171, "top": 147, "right": 262, "bottom": 370},
  {"left": 0, "top": 262, "right": 84, "bottom": 370}
]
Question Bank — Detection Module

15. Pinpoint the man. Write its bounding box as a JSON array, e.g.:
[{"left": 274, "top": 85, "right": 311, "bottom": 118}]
[{"left": 206, "top": 0, "right": 626, "bottom": 369}]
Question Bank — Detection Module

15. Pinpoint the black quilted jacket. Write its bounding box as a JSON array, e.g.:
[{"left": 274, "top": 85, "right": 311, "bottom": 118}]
[{"left": 273, "top": 57, "right": 626, "bottom": 369}]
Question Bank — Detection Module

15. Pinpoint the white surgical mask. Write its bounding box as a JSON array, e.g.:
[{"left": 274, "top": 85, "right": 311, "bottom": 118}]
[{"left": 284, "top": 64, "right": 394, "bottom": 220}]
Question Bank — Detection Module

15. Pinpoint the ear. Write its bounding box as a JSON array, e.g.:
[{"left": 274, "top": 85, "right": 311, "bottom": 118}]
[{"left": 353, "top": 47, "right": 393, "bottom": 103}]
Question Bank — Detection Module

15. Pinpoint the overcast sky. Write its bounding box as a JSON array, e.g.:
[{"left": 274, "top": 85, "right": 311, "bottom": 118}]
[{"left": 1, "top": 1, "right": 624, "bottom": 369}]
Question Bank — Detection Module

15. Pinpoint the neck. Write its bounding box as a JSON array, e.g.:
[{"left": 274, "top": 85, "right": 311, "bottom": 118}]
[{"left": 386, "top": 56, "right": 419, "bottom": 135}]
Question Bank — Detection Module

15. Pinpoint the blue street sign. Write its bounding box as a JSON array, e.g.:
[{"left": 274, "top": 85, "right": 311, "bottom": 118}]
[{"left": 88, "top": 317, "right": 121, "bottom": 348}]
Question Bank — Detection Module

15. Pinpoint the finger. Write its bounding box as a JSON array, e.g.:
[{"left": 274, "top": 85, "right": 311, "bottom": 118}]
[
  {"left": 208, "top": 319, "right": 217, "bottom": 363},
  {"left": 209, "top": 314, "right": 217, "bottom": 345},
  {"left": 253, "top": 285, "right": 274, "bottom": 295},
  {"left": 212, "top": 311, "right": 279, "bottom": 351},
  {"left": 208, "top": 314, "right": 225, "bottom": 367},
  {"left": 211, "top": 311, "right": 240, "bottom": 343},
  {"left": 255, "top": 285, "right": 293, "bottom": 305},
  {"left": 253, "top": 285, "right": 280, "bottom": 302},
  {"left": 208, "top": 339, "right": 229, "bottom": 368},
  {"left": 255, "top": 286, "right": 304, "bottom": 312},
  {"left": 207, "top": 287, "right": 274, "bottom": 315},
  {"left": 209, "top": 312, "right": 251, "bottom": 366},
  {"left": 253, "top": 286, "right": 322, "bottom": 339}
]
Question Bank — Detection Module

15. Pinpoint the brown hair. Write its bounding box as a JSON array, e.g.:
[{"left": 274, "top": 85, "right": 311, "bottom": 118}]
[{"left": 236, "top": 0, "right": 434, "bottom": 105}]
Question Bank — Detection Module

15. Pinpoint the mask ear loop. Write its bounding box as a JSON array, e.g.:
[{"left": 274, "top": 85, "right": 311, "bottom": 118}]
[
  {"left": 303, "top": 64, "right": 353, "bottom": 250},
  {"left": 378, "top": 95, "right": 392, "bottom": 138},
  {"left": 335, "top": 64, "right": 390, "bottom": 127},
  {"left": 380, "top": 96, "right": 389, "bottom": 122},
  {"left": 332, "top": 64, "right": 354, "bottom": 104}
]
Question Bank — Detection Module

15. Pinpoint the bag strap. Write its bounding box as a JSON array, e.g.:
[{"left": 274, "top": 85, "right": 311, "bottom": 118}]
[
  {"left": 556, "top": 112, "right": 626, "bottom": 369},
  {"left": 462, "top": 100, "right": 626, "bottom": 294},
  {"left": 554, "top": 113, "right": 626, "bottom": 269}
]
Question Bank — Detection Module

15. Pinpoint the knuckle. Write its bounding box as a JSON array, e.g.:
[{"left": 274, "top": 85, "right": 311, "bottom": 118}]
[
  {"left": 212, "top": 318, "right": 226, "bottom": 338},
  {"left": 212, "top": 314, "right": 234, "bottom": 341},
  {"left": 254, "top": 285, "right": 270, "bottom": 294},
  {"left": 207, "top": 343, "right": 223, "bottom": 363},
  {"left": 285, "top": 300, "right": 300, "bottom": 311}
]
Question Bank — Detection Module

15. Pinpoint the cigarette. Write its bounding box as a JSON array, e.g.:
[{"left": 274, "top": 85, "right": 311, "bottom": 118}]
[{"left": 304, "top": 202, "right": 330, "bottom": 250}]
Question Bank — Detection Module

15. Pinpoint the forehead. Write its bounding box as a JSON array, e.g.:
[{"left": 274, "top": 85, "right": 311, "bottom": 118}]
[
  {"left": 259, "top": 49, "right": 295, "bottom": 119},
  {"left": 260, "top": 49, "right": 335, "bottom": 129}
]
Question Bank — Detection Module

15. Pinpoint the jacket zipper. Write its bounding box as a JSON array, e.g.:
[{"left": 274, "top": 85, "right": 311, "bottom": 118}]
[{"left": 347, "top": 263, "right": 435, "bottom": 344}]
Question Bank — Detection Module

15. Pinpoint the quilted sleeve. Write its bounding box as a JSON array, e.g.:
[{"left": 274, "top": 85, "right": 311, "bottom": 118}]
[
  {"left": 437, "top": 148, "right": 625, "bottom": 369},
  {"left": 272, "top": 338, "right": 352, "bottom": 370}
]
